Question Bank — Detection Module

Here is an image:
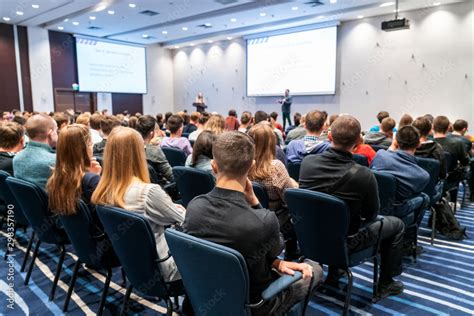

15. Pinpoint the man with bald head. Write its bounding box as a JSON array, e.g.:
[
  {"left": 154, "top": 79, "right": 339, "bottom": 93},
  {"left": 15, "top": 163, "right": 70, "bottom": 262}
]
[
  {"left": 13, "top": 113, "right": 58, "bottom": 189},
  {"left": 299, "top": 115, "right": 405, "bottom": 299}
]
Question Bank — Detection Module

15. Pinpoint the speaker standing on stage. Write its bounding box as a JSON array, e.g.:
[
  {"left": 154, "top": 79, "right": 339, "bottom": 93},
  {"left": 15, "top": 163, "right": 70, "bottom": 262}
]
[
  {"left": 277, "top": 89, "right": 293, "bottom": 130},
  {"left": 193, "top": 92, "right": 207, "bottom": 113}
]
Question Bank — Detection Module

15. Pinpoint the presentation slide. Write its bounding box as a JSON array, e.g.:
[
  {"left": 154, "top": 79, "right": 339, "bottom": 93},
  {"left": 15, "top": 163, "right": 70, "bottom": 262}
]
[
  {"left": 247, "top": 26, "right": 337, "bottom": 96},
  {"left": 76, "top": 37, "right": 147, "bottom": 94}
]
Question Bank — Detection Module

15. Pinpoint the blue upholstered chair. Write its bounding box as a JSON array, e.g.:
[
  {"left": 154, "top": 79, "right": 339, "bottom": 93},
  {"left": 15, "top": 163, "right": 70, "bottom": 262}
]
[
  {"left": 59, "top": 200, "right": 121, "bottom": 315},
  {"left": 353, "top": 154, "right": 369, "bottom": 167},
  {"left": 284, "top": 188, "right": 383, "bottom": 315},
  {"left": 252, "top": 182, "right": 269, "bottom": 209},
  {"left": 172, "top": 166, "right": 215, "bottom": 207},
  {"left": 162, "top": 147, "right": 187, "bottom": 167},
  {"left": 165, "top": 229, "right": 306, "bottom": 316},
  {"left": 443, "top": 151, "right": 468, "bottom": 213},
  {"left": 6, "top": 177, "right": 70, "bottom": 301},
  {"left": 96, "top": 205, "right": 184, "bottom": 316},
  {"left": 287, "top": 162, "right": 301, "bottom": 182}
]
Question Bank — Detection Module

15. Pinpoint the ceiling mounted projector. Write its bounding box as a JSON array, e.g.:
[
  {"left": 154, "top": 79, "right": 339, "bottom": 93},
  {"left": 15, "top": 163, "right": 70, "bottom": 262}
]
[{"left": 381, "top": 0, "right": 409, "bottom": 31}]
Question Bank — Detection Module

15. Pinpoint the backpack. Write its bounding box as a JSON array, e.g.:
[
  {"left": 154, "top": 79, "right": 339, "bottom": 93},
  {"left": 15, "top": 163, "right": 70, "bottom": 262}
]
[{"left": 430, "top": 198, "right": 467, "bottom": 240}]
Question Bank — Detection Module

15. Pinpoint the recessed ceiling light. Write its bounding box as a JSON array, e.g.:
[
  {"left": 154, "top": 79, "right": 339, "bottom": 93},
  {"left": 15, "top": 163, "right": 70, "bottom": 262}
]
[
  {"left": 3, "top": 17, "right": 11, "bottom": 21},
  {"left": 230, "top": 18, "right": 237, "bottom": 22},
  {"left": 32, "top": 4, "right": 39, "bottom": 9},
  {"left": 291, "top": 6, "right": 298, "bottom": 11},
  {"left": 90, "top": 16, "right": 96, "bottom": 20},
  {"left": 95, "top": 4, "right": 107, "bottom": 12},
  {"left": 142, "top": 34, "right": 149, "bottom": 38},
  {"left": 380, "top": 2, "right": 395, "bottom": 7},
  {"left": 190, "top": 43, "right": 195, "bottom": 46},
  {"left": 208, "top": 40, "right": 213, "bottom": 43},
  {"left": 433, "top": 2, "right": 441, "bottom": 6},
  {"left": 330, "top": 0, "right": 337, "bottom": 3},
  {"left": 72, "top": 21, "right": 79, "bottom": 26},
  {"left": 129, "top": 3, "right": 136, "bottom": 8},
  {"left": 259, "top": 12, "right": 266, "bottom": 17},
  {"left": 64, "top": 18, "right": 69, "bottom": 22},
  {"left": 204, "top": 22, "right": 212, "bottom": 27},
  {"left": 162, "top": 30, "right": 168, "bottom": 34},
  {"left": 227, "top": 37, "right": 233, "bottom": 40},
  {"left": 107, "top": 10, "right": 115, "bottom": 15},
  {"left": 16, "top": 11, "right": 24, "bottom": 16},
  {"left": 175, "top": 45, "right": 180, "bottom": 49},
  {"left": 358, "top": 15, "right": 364, "bottom": 19},
  {"left": 317, "top": 15, "right": 325, "bottom": 19},
  {"left": 182, "top": 26, "right": 188, "bottom": 31},
  {"left": 58, "top": 26, "right": 64, "bottom": 30}
]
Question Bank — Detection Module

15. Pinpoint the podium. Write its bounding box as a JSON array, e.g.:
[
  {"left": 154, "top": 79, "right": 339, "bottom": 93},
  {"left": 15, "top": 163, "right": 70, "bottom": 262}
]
[{"left": 193, "top": 102, "right": 207, "bottom": 113}]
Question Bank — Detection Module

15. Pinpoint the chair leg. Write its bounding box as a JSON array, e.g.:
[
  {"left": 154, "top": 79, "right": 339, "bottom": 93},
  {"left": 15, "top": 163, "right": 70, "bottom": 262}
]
[
  {"left": 24, "top": 239, "right": 41, "bottom": 285},
  {"left": 21, "top": 232, "right": 35, "bottom": 272},
  {"left": 120, "top": 285, "right": 133, "bottom": 316},
  {"left": 343, "top": 269, "right": 353, "bottom": 316},
  {"left": 63, "top": 260, "right": 81, "bottom": 312},
  {"left": 121, "top": 267, "right": 127, "bottom": 285},
  {"left": 97, "top": 268, "right": 112, "bottom": 316},
  {"left": 49, "top": 245, "right": 66, "bottom": 301},
  {"left": 431, "top": 207, "right": 436, "bottom": 246},
  {"left": 166, "top": 297, "right": 173, "bottom": 316},
  {"left": 372, "top": 256, "right": 379, "bottom": 302}
]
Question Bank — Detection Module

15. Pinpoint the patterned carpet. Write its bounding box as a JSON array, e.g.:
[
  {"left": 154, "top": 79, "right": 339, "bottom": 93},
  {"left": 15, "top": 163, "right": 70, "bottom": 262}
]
[{"left": 1, "top": 200, "right": 473, "bottom": 315}]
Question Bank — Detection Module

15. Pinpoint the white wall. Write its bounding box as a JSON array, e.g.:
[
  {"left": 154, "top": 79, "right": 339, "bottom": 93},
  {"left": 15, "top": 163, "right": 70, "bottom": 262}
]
[
  {"left": 143, "top": 45, "right": 175, "bottom": 115},
  {"left": 27, "top": 27, "right": 55, "bottom": 113},
  {"left": 171, "top": 2, "right": 473, "bottom": 130}
]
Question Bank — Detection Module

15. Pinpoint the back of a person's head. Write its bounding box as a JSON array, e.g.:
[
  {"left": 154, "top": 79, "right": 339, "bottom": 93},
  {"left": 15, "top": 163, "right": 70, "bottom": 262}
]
[
  {"left": 381, "top": 117, "right": 396, "bottom": 133},
  {"left": 135, "top": 115, "right": 157, "bottom": 139},
  {"left": 191, "top": 130, "right": 215, "bottom": 165},
  {"left": 12, "top": 115, "right": 26, "bottom": 126},
  {"left": 164, "top": 112, "right": 173, "bottom": 123},
  {"left": 305, "top": 110, "right": 326, "bottom": 133},
  {"left": 240, "top": 111, "right": 252, "bottom": 125},
  {"left": 212, "top": 131, "right": 255, "bottom": 177},
  {"left": 377, "top": 111, "right": 390, "bottom": 123},
  {"left": 0, "top": 122, "right": 23, "bottom": 150},
  {"left": 205, "top": 114, "right": 225, "bottom": 134},
  {"left": 198, "top": 114, "right": 210, "bottom": 126},
  {"left": 53, "top": 113, "right": 69, "bottom": 129},
  {"left": 25, "top": 113, "right": 56, "bottom": 141},
  {"left": 328, "top": 114, "right": 339, "bottom": 126},
  {"left": 167, "top": 114, "right": 184, "bottom": 134},
  {"left": 321, "top": 111, "right": 328, "bottom": 122},
  {"left": 75, "top": 114, "right": 90, "bottom": 126},
  {"left": 270, "top": 112, "right": 278, "bottom": 121},
  {"left": 228, "top": 109, "right": 237, "bottom": 117},
  {"left": 412, "top": 117, "right": 432, "bottom": 138},
  {"left": 424, "top": 114, "right": 434, "bottom": 124},
  {"left": 90, "top": 113, "right": 103, "bottom": 130},
  {"left": 128, "top": 116, "right": 138, "bottom": 129},
  {"left": 398, "top": 114, "right": 413, "bottom": 128},
  {"left": 92, "top": 127, "right": 150, "bottom": 208},
  {"left": 100, "top": 116, "right": 121, "bottom": 136},
  {"left": 396, "top": 125, "right": 420, "bottom": 150},
  {"left": 254, "top": 110, "right": 269, "bottom": 124},
  {"left": 47, "top": 124, "right": 91, "bottom": 214},
  {"left": 433, "top": 116, "right": 450, "bottom": 134},
  {"left": 248, "top": 122, "right": 276, "bottom": 180},
  {"left": 453, "top": 119, "right": 468, "bottom": 132},
  {"left": 330, "top": 115, "right": 361, "bottom": 149},
  {"left": 156, "top": 113, "right": 164, "bottom": 124},
  {"left": 190, "top": 112, "right": 200, "bottom": 122},
  {"left": 293, "top": 112, "right": 302, "bottom": 126}
]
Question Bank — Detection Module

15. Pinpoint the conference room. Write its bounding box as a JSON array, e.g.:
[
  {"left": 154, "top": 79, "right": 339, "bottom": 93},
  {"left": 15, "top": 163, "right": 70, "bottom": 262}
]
[{"left": 0, "top": 0, "right": 473, "bottom": 315}]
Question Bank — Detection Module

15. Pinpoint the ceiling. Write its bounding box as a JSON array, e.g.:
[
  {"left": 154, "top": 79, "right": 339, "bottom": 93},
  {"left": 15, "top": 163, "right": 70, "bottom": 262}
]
[{"left": 0, "top": 0, "right": 467, "bottom": 47}]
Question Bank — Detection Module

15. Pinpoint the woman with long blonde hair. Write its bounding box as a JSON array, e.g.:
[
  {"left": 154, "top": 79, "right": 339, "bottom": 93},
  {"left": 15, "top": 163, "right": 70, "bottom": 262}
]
[
  {"left": 92, "top": 127, "right": 185, "bottom": 282},
  {"left": 47, "top": 124, "right": 102, "bottom": 216},
  {"left": 248, "top": 122, "right": 299, "bottom": 259},
  {"left": 205, "top": 114, "right": 225, "bottom": 135}
]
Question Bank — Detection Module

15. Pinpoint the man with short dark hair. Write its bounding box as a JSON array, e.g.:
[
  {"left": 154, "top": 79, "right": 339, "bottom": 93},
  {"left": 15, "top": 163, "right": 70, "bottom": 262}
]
[
  {"left": 299, "top": 115, "right": 405, "bottom": 298},
  {"left": 184, "top": 131, "right": 322, "bottom": 315},
  {"left": 183, "top": 111, "right": 200, "bottom": 134},
  {"left": 0, "top": 122, "right": 24, "bottom": 175},
  {"left": 285, "top": 114, "right": 306, "bottom": 143},
  {"left": 369, "top": 111, "right": 390, "bottom": 132},
  {"left": 160, "top": 115, "right": 193, "bottom": 156},
  {"left": 254, "top": 110, "right": 269, "bottom": 124},
  {"left": 433, "top": 116, "right": 469, "bottom": 166},
  {"left": 89, "top": 113, "right": 103, "bottom": 145},
  {"left": 450, "top": 119, "right": 472, "bottom": 155},
  {"left": 13, "top": 114, "right": 58, "bottom": 189},
  {"left": 364, "top": 117, "right": 395, "bottom": 147},
  {"left": 285, "top": 112, "right": 302, "bottom": 134},
  {"left": 93, "top": 116, "right": 121, "bottom": 155},
  {"left": 135, "top": 115, "right": 173, "bottom": 183},
  {"left": 286, "top": 110, "right": 330, "bottom": 163}
]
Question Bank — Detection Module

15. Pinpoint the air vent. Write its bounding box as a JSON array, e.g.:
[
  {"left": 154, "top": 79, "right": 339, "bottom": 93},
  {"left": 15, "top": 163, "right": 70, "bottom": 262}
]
[
  {"left": 197, "top": 24, "right": 213, "bottom": 29},
  {"left": 214, "top": 0, "right": 238, "bottom": 4},
  {"left": 88, "top": 26, "right": 101, "bottom": 30},
  {"left": 139, "top": 10, "right": 159, "bottom": 16},
  {"left": 304, "top": 0, "right": 324, "bottom": 7}
]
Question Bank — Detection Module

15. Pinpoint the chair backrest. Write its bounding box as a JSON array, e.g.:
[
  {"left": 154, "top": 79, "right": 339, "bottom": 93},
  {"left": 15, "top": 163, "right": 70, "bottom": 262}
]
[
  {"left": 147, "top": 162, "right": 162, "bottom": 185},
  {"left": 287, "top": 162, "right": 301, "bottom": 181},
  {"left": 415, "top": 157, "right": 440, "bottom": 198},
  {"left": 353, "top": 154, "right": 369, "bottom": 167},
  {"left": 6, "top": 177, "right": 66, "bottom": 244},
  {"left": 96, "top": 205, "right": 169, "bottom": 298},
  {"left": 172, "top": 166, "right": 215, "bottom": 207},
  {"left": 0, "top": 171, "right": 29, "bottom": 226},
  {"left": 285, "top": 188, "right": 350, "bottom": 267},
  {"left": 165, "top": 229, "right": 250, "bottom": 316},
  {"left": 252, "top": 182, "right": 269, "bottom": 209},
  {"left": 59, "top": 200, "right": 115, "bottom": 268},
  {"left": 372, "top": 171, "right": 397, "bottom": 215},
  {"left": 162, "top": 147, "right": 187, "bottom": 167},
  {"left": 370, "top": 144, "right": 388, "bottom": 152}
]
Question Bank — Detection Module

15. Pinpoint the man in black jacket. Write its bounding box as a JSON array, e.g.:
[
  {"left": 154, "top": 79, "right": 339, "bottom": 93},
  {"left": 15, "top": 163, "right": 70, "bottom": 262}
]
[
  {"left": 433, "top": 116, "right": 469, "bottom": 167},
  {"left": 299, "top": 115, "right": 405, "bottom": 298}
]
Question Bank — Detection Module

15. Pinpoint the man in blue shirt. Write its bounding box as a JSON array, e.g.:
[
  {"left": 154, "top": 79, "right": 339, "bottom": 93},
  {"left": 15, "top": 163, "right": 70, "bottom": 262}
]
[
  {"left": 13, "top": 114, "right": 57, "bottom": 189},
  {"left": 277, "top": 89, "right": 293, "bottom": 131}
]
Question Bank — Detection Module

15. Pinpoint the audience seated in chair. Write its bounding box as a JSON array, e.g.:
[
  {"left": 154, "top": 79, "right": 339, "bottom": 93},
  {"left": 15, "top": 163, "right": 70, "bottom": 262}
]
[
  {"left": 269, "top": 112, "right": 284, "bottom": 146},
  {"left": 433, "top": 116, "right": 470, "bottom": 167},
  {"left": 0, "top": 122, "right": 24, "bottom": 175},
  {"left": 450, "top": 119, "right": 473, "bottom": 155},
  {"left": 238, "top": 111, "right": 252, "bottom": 133},
  {"left": 285, "top": 110, "right": 330, "bottom": 163},
  {"left": 13, "top": 113, "right": 57, "bottom": 189},
  {"left": 413, "top": 116, "right": 447, "bottom": 179},
  {"left": 248, "top": 123, "right": 300, "bottom": 259},
  {"left": 299, "top": 115, "right": 405, "bottom": 298},
  {"left": 371, "top": 126, "right": 430, "bottom": 208},
  {"left": 183, "top": 111, "right": 200, "bottom": 134},
  {"left": 183, "top": 131, "right": 322, "bottom": 315},
  {"left": 398, "top": 114, "right": 413, "bottom": 129},
  {"left": 188, "top": 112, "right": 210, "bottom": 142},
  {"left": 284, "top": 112, "right": 301, "bottom": 135},
  {"left": 224, "top": 109, "right": 240, "bottom": 131},
  {"left": 369, "top": 111, "right": 390, "bottom": 133},
  {"left": 364, "top": 117, "right": 395, "bottom": 148},
  {"left": 93, "top": 116, "right": 121, "bottom": 156},
  {"left": 92, "top": 127, "right": 185, "bottom": 282},
  {"left": 185, "top": 130, "right": 215, "bottom": 174},
  {"left": 285, "top": 113, "right": 307, "bottom": 143},
  {"left": 135, "top": 115, "right": 174, "bottom": 183},
  {"left": 89, "top": 113, "right": 104, "bottom": 145},
  {"left": 160, "top": 115, "right": 193, "bottom": 157},
  {"left": 352, "top": 134, "right": 376, "bottom": 165}
]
